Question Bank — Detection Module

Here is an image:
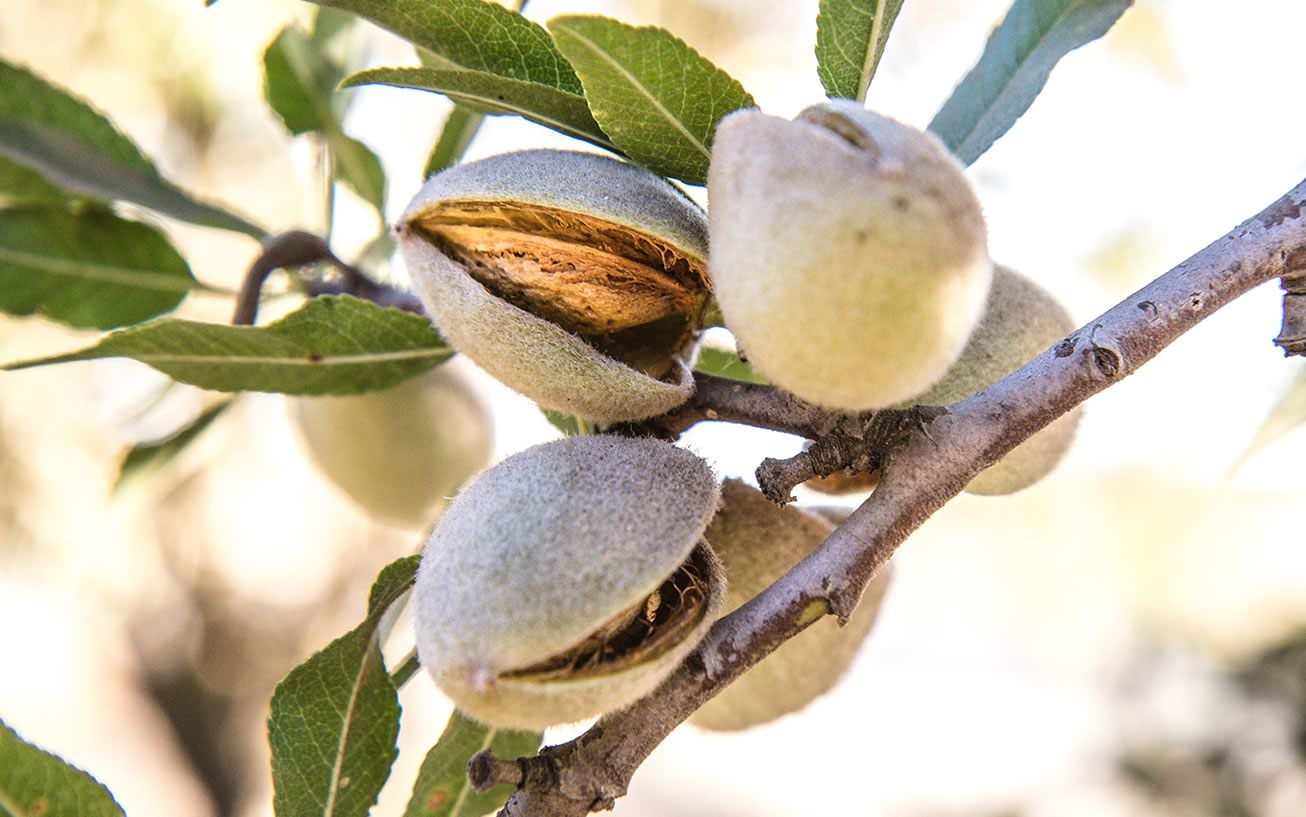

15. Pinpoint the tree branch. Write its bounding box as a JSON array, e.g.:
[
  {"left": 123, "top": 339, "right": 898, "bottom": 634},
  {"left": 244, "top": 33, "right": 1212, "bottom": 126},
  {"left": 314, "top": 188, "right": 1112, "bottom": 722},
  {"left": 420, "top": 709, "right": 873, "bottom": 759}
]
[
  {"left": 495, "top": 178, "right": 1306, "bottom": 816},
  {"left": 230, "top": 230, "right": 422, "bottom": 325}
]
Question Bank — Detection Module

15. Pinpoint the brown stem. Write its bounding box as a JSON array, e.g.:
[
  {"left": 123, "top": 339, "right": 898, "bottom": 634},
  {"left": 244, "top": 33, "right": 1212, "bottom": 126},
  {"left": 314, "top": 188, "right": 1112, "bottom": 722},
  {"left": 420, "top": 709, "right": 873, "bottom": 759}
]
[
  {"left": 231, "top": 230, "right": 416, "bottom": 325},
  {"left": 493, "top": 177, "right": 1306, "bottom": 817}
]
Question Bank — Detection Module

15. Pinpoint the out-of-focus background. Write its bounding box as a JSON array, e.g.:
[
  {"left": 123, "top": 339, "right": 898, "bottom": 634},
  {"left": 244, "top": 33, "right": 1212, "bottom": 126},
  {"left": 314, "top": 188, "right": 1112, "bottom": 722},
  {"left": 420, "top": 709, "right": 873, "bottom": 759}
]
[{"left": 2, "top": 1, "right": 1305, "bottom": 815}]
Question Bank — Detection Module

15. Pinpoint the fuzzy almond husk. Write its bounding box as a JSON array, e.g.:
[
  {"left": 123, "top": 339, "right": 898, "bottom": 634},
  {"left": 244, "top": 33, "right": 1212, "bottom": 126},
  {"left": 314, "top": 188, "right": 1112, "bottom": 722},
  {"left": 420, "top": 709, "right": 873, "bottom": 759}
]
[
  {"left": 906, "top": 265, "right": 1080, "bottom": 495},
  {"left": 400, "top": 149, "right": 709, "bottom": 424},
  {"left": 691, "top": 481, "right": 892, "bottom": 731},
  {"left": 290, "top": 365, "right": 492, "bottom": 529},
  {"left": 415, "top": 435, "right": 724, "bottom": 729},
  {"left": 708, "top": 101, "right": 992, "bottom": 411}
]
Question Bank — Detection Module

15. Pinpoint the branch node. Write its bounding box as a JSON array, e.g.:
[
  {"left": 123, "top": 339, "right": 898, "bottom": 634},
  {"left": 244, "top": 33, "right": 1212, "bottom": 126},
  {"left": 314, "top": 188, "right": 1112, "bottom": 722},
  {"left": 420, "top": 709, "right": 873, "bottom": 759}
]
[
  {"left": 1087, "top": 324, "right": 1123, "bottom": 379},
  {"left": 467, "top": 750, "right": 525, "bottom": 793},
  {"left": 1274, "top": 268, "right": 1306, "bottom": 356}
]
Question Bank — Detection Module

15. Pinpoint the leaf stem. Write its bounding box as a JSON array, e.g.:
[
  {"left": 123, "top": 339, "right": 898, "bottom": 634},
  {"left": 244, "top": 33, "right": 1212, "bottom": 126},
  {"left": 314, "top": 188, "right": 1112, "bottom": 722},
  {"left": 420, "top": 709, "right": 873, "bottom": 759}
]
[{"left": 390, "top": 648, "right": 421, "bottom": 688}]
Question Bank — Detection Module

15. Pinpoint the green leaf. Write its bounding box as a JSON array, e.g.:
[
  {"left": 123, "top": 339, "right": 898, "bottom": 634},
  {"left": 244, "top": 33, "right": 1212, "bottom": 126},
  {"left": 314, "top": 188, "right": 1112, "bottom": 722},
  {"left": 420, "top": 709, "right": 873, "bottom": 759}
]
[
  {"left": 927, "top": 0, "right": 1133, "bottom": 165},
  {"left": 265, "top": 26, "right": 386, "bottom": 213},
  {"left": 0, "top": 155, "right": 69, "bottom": 204},
  {"left": 332, "top": 134, "right": 387, "bottom": 213},
  {"left": 0, "top": 206, "right": 197, "bottom": 330},
  {"left": 305, "top": 0, "right": 581, "bottom": 94},
  {"left": 1235, "top": 366, "right": 1306, "bottom": 472},
  {"left": 0, "top": 719, "right": 125, "bottom": 817},
  {"left": 0, "top": 58, "right": 265, "bottom": 238},
  {"left": 425, "top": 105, "right": 485, "bottom": 178},
  {"left": 815, "top": 0, "right": 906, "bottom": 102},
  {"left": 4, "top": 295, "right": 453, "bottom": 396},
  {"left": 548, "top": 16, "right": 755, "bottom": 186},
  {"left": 402, "top": 712, "right": 541, "bottom": 817},
  {"left": 265, "top": 26, "right": 344, "bottom": 135},
  {"left": 693, "top": 345, "right": 766, "bottom": 385},
  {"left": 343, "top": 67, "right": 614, "bottom": 152},
  {"left": 312, "top": 7, "right": 357, "bottom": 47},
  {"left": 367, "top": 555, "right": 421, "bottom": 613},
  {"left": 115, "top": 399, "right": 233, "bottom": 491},
  {"left": 540, "top": 408, "right": 581, "bottom": 437},
  {"left": 268, "top": 556, "right": 419, "bottom": 817}
]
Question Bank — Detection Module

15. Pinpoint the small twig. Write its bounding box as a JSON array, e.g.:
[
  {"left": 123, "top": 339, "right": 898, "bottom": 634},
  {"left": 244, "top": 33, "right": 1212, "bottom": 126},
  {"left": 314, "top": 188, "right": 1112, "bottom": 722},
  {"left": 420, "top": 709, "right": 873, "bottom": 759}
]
[
  {"left": 614, "top": 372, "right": 837, "bottom": 439},
  {"left": 467, "top": 751, "right": 530, "bottom": 793},
  {"left": 231, "top": 230, "right": 397, "bottom": 325}
]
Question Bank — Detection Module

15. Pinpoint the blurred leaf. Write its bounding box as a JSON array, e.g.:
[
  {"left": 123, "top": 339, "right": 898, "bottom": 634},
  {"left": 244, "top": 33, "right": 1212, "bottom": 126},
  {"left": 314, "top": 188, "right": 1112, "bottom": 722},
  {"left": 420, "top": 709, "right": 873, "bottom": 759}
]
[
  {"left": 0, "top": 206, "right": 197, "bottom": 330},
  {"left": 305, "top": 0, "right": 582, "bottom": 93},
  {"left": 265, "top": 26, "right": 386, "bottom": 212},
  {"left": 425, "top": 105, "right": 484, "bottom": 178},
  {"left": 693, "top": 345, "right": 766, "bottom": 385},
  {"left": 815, "top": 0, "right": 906, "bottom": 102},
  {"left": 114, "top": 399, "right": 233, "bottom": 491},
  {"left": 402, "top": 711, "right": 541, "bottom": 817},
  {"left": 265, "top": 26, "right": 343, "bottom": 135},
  {"left": 0, "top": 155, "right": 69, "bottom": 204},
  {"left": 1235, "top": 366, "right": 1306, "bottom": 472},
  {"left": 343, "top": 67, "right": 614, "bottom": 152},
  {"left": 0, "top": 719, "right": 126, "bottom": 817},
  {"left": 0, "top": 58, "right": 265, "bottom": 238},
  {"left": 332, "top": 134, "right": 386, "bottom": 212},
  {"left": 540, "top": 408, "right": 581, "bottom": 436},
  {"left": 312, "top": 7, "right": 357, "bottom": 47},
  {"left": 927, "top": 0, "right": 1132, "bottom": 165},
  {"left": 4, "top": 295, "right": 453, "bottom": 396},
  {"left": 548, "top": 16, "right": 755, "bottom": 185},
  {"left": 268, "top": 556, "right": 419, "bottom": 817}
]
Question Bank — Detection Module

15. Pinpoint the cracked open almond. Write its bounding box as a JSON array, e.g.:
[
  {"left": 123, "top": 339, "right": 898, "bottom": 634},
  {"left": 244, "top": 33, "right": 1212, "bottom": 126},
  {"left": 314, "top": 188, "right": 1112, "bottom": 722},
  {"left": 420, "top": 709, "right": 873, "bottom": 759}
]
[
  {"left": 413, "top": 435, "right": 724, "bottom": 729},
  {"left": 399, "top": 149, "right": 710, "bottom": 424}
]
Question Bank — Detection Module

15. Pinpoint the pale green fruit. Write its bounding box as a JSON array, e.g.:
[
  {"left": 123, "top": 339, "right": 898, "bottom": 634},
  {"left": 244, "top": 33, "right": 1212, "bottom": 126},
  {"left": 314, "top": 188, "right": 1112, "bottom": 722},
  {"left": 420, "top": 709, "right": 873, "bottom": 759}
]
[
  {"left": 414, "top": 435, "right": 725, "bottom": 729},
  {"left": 708, "top": 100, "right": 992, "bottom": 411},
  {"left": 906, "top": 265, "right": 1080, "bottom": 495},
  {"left": 291, "top": 366, "right": 492, "bottom": 529},
  {"left": 399, "top": 149, "right": 711, "bottom": 424},
  {"left": 691, "top": 481, "right": 892, "bottom": 731}
]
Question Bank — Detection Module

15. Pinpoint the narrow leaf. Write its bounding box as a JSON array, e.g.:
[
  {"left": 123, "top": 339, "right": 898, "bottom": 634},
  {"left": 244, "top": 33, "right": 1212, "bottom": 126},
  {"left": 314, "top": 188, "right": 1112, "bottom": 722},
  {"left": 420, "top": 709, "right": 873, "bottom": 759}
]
[
  {"left": 0, "top": 155, "right": 69, "bottom": 204},
  {"left": 425, "top": 105, "right": 485, "bottom": 178},
  {"left": 265, "top": 26, "right": 386, "bottom": 213},
  {"left": 4, "top": 295, "right": 453, "bottom": 396},
  {"left": 0, "top": 719, "right": 125, "bottom": 817},
  {"left": 115, "top": 399, "right": 233, "bottom": 491},
  {"left": 1234, "top": 366, "right": 1306, "bottom": 472},
  {"left": 0, "top": 206, "right": 197, "bottom": 330},
  {"left": 305, "top": 0, "right": 582, "bottom": 94},
  {"left": 312, "top": 7, "right": 357, "bottom": 47},
  {"left": 548, "top": 16, "right": 755, "bottom": 185},
  {"left": 816, "top": 0, "right": 906, "bottom": 102},
  {"left": 332, "top": 134, "right": 387, "bottom": 212},
  {"left": 268, "top": 556, "right": 419, "bottom": 817},
  {"left": 0, "top": 59, "right": 265, "bottom": 238},
  {"left": 403, "top": 712, "right": 541, "bottom": 817},
  {"left": 693, "top": 346, "right": 766, "bottom": 385},
  {"left": 928, "top": 0, "right": 1133, "bottom": 165},
  {"left": 265, "top": 26, "right": 344, "bottom": 135},
  {"left": 540, "top": 408, "right": 581, "bottom": 437},
  {"left": 343, "top": 67, "right": 614, "bottom": 152}
]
